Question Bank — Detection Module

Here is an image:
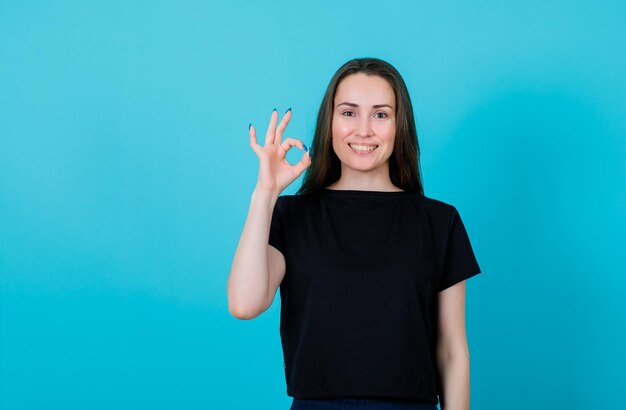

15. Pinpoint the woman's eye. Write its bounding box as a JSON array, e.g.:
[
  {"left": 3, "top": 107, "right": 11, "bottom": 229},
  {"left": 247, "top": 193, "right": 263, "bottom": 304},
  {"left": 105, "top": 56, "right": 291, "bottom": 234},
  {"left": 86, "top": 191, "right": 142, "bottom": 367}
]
[{"left": 342, "top": 111, "right": 388, "bottom": 118}]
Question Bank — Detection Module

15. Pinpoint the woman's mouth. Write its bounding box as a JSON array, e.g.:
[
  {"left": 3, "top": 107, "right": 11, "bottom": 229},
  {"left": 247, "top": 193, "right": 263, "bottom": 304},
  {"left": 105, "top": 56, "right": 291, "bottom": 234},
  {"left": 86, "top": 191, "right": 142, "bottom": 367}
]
[{"left": 349, "top": 143, "right": 379, "bottom": 155}]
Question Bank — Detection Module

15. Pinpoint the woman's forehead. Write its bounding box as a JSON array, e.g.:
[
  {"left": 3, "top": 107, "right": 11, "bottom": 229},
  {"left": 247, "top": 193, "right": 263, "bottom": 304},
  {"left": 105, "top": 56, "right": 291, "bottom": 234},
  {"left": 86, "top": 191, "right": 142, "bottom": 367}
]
[{"left": 335, "top": 73, "right": 395, "bottom": 107}]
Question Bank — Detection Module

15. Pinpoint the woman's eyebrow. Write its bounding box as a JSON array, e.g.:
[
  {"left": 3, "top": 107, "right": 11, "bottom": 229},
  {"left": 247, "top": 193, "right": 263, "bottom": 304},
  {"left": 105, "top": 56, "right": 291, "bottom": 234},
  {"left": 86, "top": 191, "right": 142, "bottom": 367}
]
[{"left": 336, "top": 102, "right": 394, "bottom": 109}]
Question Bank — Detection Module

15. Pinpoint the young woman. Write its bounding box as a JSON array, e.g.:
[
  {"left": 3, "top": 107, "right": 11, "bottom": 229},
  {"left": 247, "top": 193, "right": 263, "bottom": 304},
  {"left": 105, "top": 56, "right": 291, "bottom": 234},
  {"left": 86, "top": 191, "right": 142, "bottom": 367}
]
[{"left": 227, "top": 58, "right": 482, "bottom": 410}]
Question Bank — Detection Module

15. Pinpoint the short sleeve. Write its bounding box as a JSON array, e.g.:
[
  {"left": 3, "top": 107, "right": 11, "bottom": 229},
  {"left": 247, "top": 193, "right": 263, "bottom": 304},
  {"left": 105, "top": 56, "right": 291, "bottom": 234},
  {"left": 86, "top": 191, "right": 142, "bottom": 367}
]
[
  {"left": 438, "top": 206, "right": 482, "bottom": 292},
  {"left": 268, "top": 196, "right": 285, "bottom": 254}
]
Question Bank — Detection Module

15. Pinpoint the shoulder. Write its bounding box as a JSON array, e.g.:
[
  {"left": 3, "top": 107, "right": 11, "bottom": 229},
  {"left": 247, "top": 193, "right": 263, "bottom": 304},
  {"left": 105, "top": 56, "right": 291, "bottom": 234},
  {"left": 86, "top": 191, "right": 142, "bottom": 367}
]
[
  {"left": 420, "top": 194, "right": 457, "bottom": 216},
  {"left": 420, "top": 194, "right": 452, "bottom": 209},
  {"left": 419, "top": 195, "right": 467, "bottom": 238},
  {"left": 276, "top": 192, "right": 318, "bottom": 205},
  {"left": 275, "top": 193, "right": 297, "bottom": 208},
  {"left": 274, "top": 192, "right": 317, "bottom": 214}
]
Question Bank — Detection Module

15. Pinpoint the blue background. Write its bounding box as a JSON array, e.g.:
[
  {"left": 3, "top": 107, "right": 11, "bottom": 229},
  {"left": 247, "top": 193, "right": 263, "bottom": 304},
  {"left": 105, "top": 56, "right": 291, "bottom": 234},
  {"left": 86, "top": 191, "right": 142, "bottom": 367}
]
[{"left": 1, "top": 1, "right": 625, "bottom": 409}]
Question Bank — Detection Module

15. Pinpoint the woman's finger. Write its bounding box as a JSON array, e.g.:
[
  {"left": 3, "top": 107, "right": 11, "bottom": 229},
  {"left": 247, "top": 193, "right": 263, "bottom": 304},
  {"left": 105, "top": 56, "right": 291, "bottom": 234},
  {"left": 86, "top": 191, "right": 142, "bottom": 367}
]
[
  {"left": 280, "top": 137, "right": 307, "bottom": 154},
  {"left": 249, "top": 124, "right": 261, "bottom": 156},
  {"left": 274, "top": 109, "right": 292, "bottom": 145},
  {"left": 291, "top": 148, "right": 312, "bottom": 178},
  {"left": 265, "top": 109, "right": 278, "bottom": 146}
]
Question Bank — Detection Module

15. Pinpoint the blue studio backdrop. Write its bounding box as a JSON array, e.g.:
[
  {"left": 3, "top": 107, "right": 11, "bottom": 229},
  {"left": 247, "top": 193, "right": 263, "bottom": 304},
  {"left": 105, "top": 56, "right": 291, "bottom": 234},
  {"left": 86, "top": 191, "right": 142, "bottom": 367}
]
[{"left": 1, "top": 1, "right": 625, "bottom": 409}]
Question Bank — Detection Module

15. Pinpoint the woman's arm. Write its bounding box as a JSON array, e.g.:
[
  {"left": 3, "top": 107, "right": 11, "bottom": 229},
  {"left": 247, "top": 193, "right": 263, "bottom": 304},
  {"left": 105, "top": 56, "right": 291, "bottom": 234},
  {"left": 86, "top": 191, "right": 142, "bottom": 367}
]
[
  {"left": 227, "top": 109, "right": 310, "bottom": 320},
  {"left": 227, "top": 188, "right": 278, "bottom": 319},
  {"left": 436, "top": 280, "right": 470, "bottom": 410}
]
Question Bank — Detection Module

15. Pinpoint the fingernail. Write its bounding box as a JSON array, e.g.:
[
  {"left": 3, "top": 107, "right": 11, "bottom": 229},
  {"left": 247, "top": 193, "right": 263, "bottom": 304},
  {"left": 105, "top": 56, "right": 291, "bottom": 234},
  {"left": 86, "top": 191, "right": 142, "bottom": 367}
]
[
  {"left": 273, "top": 108, "right": 277, "bottom": 112},
  {"left": 302, "top": 143, "right": 308, "bottom": 151},
  {"left": 285, "top": 107, "right": 291, "bottom": 113},
  {"left": 249, "top": 123, "right": 251, "bottom": 130}
]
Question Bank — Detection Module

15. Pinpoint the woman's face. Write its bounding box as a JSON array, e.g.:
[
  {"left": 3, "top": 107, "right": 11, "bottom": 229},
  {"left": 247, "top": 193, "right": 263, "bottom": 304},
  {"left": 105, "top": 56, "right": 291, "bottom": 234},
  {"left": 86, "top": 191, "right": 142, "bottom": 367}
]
[{"left": 331, "top": 73, "right": 396, "bottom": 173}]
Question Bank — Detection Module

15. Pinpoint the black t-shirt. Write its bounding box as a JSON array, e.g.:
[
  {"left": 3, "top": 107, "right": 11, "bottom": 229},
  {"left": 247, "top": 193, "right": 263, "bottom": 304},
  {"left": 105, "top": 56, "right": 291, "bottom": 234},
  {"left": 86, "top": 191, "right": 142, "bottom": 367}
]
[{"left": 268, "top": 188, "right": 482, "bottom": 404}]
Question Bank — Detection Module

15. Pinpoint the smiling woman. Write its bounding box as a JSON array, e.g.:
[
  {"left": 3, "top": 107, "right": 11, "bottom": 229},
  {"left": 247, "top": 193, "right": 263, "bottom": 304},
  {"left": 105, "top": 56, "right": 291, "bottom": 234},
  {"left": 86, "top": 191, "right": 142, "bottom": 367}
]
[
  {"left": 330, "top": 73, "right": 398, "bottom": 184},
  {"left": 227, "top": 57, "right": 482, "bottom": 410},
  {"left": 297, "top": 58, "right": 423, "bottom": 195}
]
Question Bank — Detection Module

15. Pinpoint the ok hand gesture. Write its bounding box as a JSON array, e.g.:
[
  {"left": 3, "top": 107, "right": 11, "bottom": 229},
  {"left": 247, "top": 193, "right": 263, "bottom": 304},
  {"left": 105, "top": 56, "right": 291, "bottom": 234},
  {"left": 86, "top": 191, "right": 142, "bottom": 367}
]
[{"left": 250, "top": 108, "right": 311, "bottom": 196}]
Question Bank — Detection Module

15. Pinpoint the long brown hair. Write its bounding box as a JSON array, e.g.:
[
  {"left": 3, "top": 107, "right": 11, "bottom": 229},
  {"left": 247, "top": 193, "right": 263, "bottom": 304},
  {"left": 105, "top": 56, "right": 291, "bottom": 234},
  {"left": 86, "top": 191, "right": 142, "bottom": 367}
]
[{"left": 296, "top": 57, "right": 425, "bottom": 196}]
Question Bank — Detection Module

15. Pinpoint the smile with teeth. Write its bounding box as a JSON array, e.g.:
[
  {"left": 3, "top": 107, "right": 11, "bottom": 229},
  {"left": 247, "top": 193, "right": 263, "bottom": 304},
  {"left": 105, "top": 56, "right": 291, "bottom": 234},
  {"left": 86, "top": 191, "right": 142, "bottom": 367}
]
[{"left": 349, "top": 143, "right": 379, "bottom": 153}]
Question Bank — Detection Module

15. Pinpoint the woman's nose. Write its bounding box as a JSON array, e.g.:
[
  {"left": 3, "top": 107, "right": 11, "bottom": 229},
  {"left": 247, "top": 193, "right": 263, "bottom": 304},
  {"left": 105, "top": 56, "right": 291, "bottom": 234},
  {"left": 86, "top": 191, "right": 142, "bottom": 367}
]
[{"left": 355, "top": 117, "right": 372, "bottom": 137}]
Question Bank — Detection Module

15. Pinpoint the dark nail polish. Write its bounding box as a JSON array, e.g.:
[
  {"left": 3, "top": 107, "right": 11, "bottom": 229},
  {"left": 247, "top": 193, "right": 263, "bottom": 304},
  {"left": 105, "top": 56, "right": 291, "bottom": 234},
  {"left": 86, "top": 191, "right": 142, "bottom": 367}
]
[
  {"left": 249, "top": 123, "right": 251, "bottom": 130},
  {"left": 303, "top": 143, "right": 308, "bottom": 151},
  {"left": 285, "top": 107, "right": 291, "bottom": 113},
  {"left": 273, "top": 108, "right": 277, "bottom": 112}
]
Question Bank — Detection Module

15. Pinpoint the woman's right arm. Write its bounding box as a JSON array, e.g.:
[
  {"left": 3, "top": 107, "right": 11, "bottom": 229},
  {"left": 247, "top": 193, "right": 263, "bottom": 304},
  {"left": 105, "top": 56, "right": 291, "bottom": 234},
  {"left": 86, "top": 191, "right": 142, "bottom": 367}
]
[
  {"left": 227, "top": 108, "right": 310, "bottom": 319},
  {"left": 227, "top": 188, "right": 280, "bottom": 319}
]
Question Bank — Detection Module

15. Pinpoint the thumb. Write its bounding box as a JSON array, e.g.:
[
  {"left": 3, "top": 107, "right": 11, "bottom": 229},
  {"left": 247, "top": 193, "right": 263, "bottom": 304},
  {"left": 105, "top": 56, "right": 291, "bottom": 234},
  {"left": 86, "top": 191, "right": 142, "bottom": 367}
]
[{"left": 291, "top": 149, "right": 312, "bottom": 178}]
